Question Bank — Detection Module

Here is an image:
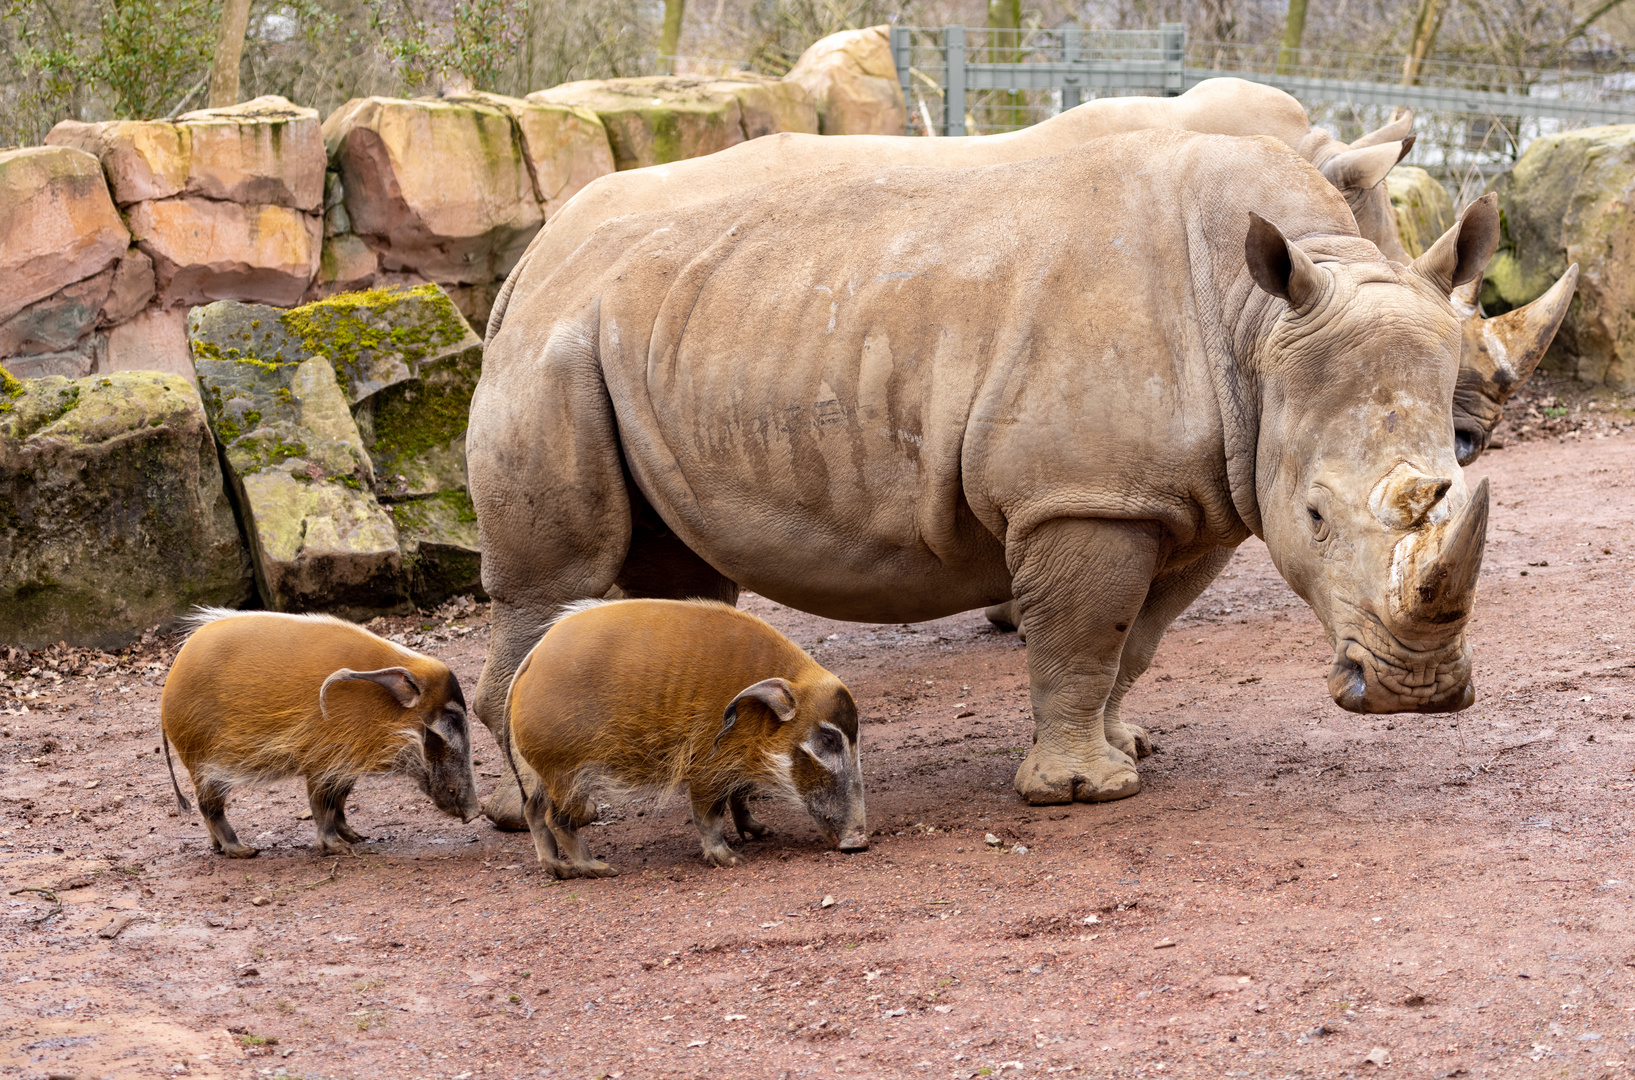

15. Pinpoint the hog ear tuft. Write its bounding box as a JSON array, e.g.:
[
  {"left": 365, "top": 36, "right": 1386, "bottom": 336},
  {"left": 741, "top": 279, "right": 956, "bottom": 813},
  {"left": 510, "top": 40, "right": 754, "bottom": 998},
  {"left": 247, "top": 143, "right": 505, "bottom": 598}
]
[
  {"left": 713, "top": 678, "right": 799, "bottom": 754},
  {"left": 320, "top": 666, "right": 425, "bottom": 718},
  {"left": 1245, "top": 212, "right": 1323, "bottom": 312},
  {"left": 1413, "top": 193, "right": 1500, "bottom": 293}
]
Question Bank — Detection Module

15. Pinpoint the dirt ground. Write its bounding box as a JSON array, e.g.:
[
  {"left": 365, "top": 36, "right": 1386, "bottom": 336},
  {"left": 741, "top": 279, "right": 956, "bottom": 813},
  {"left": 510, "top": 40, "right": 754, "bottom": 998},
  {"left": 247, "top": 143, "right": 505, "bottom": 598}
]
[{"left": 2, "top": 427, "right": 1633, "bottom": 1080}]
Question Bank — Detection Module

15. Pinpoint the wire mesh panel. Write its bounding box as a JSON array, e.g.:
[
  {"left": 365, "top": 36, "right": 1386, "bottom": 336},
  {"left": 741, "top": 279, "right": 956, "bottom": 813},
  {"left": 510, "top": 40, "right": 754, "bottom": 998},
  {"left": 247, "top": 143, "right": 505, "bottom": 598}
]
[
  {"left": 891, "top": 25, "right": 1635, "bottom": 195},
  {"left": 890, "top": 25, "right": 1184, "bottom": 136}
]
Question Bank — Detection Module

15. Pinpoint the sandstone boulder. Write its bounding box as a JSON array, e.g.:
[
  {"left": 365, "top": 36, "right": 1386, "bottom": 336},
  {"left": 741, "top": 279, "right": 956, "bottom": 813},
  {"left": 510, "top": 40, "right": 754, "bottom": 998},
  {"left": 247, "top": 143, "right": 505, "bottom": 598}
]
[
  {"left": 127, "top": 197, "right": 322, "bottom": 307},
  {"left": 0, "top": 267, "right": 114, "bottom": 360},
  {"left": 190, "top": 301, "right": 408, "bottom": 617},
  {"left": 391, "top": 489, "right": 483, "bottom": 607},
  {"left": 0, "top": 147, "right": 129, "bottom": 324},
  {"left": 105, "top": 307, "right": 194, "bottom": 383},
  {"left": 528, "top": 75, "right": 817, "bottom": 171},
  {"left": 46, "top": 96, "right": 325, "bottom": 211},
  {"left": 1485, "top": 125, "right": 1635, "bottom": 388},
  {"left": 444, "top": 92, "right": 615, "bottom": 218},
  {"left": 0, "top": 368, "right": 252, "bottom": 648},
  {"left": 1386, "top": 166, "right": 1455, "bottom": 259},
  {"left": 323, "top": 96, "right": 544, "bottom": 283},
  {"left": 785, "top": 26, "right": 907, "bottom": 136}
]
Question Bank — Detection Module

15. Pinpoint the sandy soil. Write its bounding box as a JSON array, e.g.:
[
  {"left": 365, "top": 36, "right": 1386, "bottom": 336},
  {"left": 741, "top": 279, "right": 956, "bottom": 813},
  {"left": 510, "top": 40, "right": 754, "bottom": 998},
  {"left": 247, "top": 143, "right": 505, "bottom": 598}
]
[{"left": 1, "top": 430, "right": 1632, "bottom": 1080}]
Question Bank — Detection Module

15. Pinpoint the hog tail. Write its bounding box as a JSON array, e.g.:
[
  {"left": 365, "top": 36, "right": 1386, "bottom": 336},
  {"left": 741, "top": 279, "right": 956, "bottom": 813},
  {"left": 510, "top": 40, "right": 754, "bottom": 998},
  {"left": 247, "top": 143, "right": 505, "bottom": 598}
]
[{"left": 161, "top": 731, "right": 192, "bottom": 813}]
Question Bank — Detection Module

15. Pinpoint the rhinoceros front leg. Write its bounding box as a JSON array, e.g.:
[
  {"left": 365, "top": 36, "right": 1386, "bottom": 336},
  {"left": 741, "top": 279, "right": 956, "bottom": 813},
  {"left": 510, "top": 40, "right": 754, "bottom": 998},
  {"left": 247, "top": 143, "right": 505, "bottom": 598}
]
[
  {"left": 1010, "top": 517, "right": 1162, "bottom": 804},
  {"left": 1102, "top": 546, "right": 1236, "bottom": 759}
]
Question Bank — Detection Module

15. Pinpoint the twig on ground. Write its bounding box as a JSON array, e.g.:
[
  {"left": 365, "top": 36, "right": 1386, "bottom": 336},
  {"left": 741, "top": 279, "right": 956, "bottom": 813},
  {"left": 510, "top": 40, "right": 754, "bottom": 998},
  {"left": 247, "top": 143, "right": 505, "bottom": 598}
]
[
  {"left": 9, "top": 887, "right": 61, "bottom": 924},
  {"left": 302, "top": 859, "right": 341, "bottom": 889}
]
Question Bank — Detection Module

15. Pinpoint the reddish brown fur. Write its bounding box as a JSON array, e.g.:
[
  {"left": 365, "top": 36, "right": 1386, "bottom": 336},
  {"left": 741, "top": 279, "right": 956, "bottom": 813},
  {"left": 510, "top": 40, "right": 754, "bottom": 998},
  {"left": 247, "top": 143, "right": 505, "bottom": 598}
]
[
  {"left": 161, "top": 611, "right": 478, "bottom": 857},
  {"left": 506, "top": 599, "right": 867, "bottom": 877}
]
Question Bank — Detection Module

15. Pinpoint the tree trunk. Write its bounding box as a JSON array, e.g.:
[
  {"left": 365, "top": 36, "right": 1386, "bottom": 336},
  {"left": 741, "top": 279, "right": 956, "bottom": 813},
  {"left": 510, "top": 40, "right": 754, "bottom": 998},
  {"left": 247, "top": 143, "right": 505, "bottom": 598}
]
[
  {"left": 207, "top": 0, "right": 253, "bottom": 108},
  {"left": 986, "top": 0, "right": 1022, "bottom": 130},
  {"left": 1401, "top": 0, "right": 1442, "bottom": 85},
  {"left": 659, "top": 0, "right": 685, "bottom": 75},
  {"left": 1276, "top": 0, "right": 1308, "bottom": 75}
]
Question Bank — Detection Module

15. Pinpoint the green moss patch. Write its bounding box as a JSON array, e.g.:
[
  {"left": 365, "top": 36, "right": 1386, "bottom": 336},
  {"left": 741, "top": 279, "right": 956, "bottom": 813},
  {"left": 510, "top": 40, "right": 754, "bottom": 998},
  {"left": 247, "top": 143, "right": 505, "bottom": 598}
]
[{"left": 278, "top": 285, "right": 476, "bottom": 404}]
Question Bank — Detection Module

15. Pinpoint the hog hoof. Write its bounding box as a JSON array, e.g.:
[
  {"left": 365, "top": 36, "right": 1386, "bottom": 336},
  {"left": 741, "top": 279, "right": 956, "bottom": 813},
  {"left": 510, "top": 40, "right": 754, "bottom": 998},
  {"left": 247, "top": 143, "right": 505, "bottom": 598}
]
[
  {"left": 221, "top": 843, "right": 259, "bottom": 859},
  {"left": 1106, "top": 720, "right": 1154, "bottom": 760},
  {"left": 1014, "top": 745, "right": 1140, "bottom": 806},
  {"left": 335, "top": 823, "right": 367, "bottom": 844},
  {"left": 702, "top": 848, "right": 741, "bottom": 868},
  {"left": 317, "top": 838, "right": 355, "bottom": 856},
  {"left": 479, "top": 774, "right": 530, "bottom": 832},
  {"left": 579, "top": 860, "right": 619, "bottom": 878},
  {"left": 738, "top": 821, "right": 773, "bottom": 841}
]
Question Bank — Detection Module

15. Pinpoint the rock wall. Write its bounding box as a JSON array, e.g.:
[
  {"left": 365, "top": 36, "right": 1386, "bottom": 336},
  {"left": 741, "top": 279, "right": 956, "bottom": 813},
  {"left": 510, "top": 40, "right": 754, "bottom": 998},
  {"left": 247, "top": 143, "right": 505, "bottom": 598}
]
[
  {"left": 1386, "top": 166, "right": 1455, "bottom": 259},
  {"left": 0, "top": 28, "right": 907, "bottom": 642},
  {"left": 1484, "top": 125, "right": 1635, "bottom": 389}
]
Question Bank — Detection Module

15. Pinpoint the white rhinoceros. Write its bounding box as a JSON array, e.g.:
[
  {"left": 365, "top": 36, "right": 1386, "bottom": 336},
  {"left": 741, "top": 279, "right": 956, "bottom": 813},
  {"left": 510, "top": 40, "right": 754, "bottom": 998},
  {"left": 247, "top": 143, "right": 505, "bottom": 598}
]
[
  {"left": 468, "top": 131, "right": 1498, "bottom": 819},
  {"left": 494, "top": 77, "right": 1572, "bottom": 471}
]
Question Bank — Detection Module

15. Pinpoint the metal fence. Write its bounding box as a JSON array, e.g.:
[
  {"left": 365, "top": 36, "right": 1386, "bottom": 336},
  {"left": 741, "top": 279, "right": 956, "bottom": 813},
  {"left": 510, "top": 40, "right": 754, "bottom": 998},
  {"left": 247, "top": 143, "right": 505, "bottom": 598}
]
[{"left": 889, "top": 25, "right": 1635, "bottom": 195}]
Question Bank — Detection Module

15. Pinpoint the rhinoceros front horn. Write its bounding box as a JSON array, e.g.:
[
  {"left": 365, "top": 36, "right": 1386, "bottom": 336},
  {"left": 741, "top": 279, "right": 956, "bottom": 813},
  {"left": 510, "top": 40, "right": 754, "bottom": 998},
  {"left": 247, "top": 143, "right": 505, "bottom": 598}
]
[
  {"left": 1483, "top": 263, "right": 1580, "bottom": 398},
  {"left": 1401, "top": 478, "right": 1490, "bottom": 626}
]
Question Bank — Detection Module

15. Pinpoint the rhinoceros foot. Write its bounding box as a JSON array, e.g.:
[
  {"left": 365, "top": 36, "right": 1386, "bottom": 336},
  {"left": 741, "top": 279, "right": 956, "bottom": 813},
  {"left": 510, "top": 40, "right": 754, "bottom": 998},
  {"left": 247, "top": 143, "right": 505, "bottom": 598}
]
[
  {"left": 1014, "top": 744, "right": 1140, "bottom": 805},
  {"left": 1106, "top": 720, "right": 1154, "bottom": 759},
  {"left": 480, "top": 773, "right": 531, "bottom": 831}
]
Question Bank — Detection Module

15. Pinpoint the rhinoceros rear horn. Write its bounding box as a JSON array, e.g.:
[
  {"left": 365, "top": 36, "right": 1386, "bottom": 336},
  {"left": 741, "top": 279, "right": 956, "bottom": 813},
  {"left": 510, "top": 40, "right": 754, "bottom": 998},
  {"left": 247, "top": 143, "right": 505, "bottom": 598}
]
[
  {"left": 1412, "top": 193, "right": 1500, "bottom": 294},
  {"left": 1245, "top": 212, "right": 1324, "bottom": 312},
  {"left": 1483, "top": 262, "right": 1579, "bottom": 395},
  {"left": 1402, "top": 478, "right": 1489, "bottom": 626}
]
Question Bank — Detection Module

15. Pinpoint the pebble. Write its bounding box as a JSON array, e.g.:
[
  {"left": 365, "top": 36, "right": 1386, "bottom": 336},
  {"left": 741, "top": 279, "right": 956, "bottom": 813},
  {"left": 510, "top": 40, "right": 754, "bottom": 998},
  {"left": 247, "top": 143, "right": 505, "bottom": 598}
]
[
  {"left": 1153, "top": 938, "right": 1176, "bottom": 949},
  {"left": 250, "top": 896, "right": 270, "bottom": 907},
  {"left": 984, "top": 834, "right": 1002, "bottom": 846},
  {"left": 1363, "top": 1047, "right": 1391, "bottom": 1066},
  {"left": 820, "top": 895, "right": 835, "bottom": 908}
]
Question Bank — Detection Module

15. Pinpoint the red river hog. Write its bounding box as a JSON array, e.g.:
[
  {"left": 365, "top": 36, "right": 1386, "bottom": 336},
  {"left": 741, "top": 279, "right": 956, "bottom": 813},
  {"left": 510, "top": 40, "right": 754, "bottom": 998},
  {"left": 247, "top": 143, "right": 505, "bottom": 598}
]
[
  {"left": 161, "top": 609, "right": 480, "bottom": 858},
  {"left": 504, "top": 598, "right": 869, "bottom": 878}
]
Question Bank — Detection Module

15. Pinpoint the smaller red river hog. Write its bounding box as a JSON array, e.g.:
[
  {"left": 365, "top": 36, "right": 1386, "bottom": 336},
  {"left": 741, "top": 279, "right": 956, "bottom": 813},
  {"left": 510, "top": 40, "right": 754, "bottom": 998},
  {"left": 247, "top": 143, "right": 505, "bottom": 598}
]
[
  {"left": 160, "top": 609, "right": 480, "bottom": 858},
  {"left": 504, "top": 598, "right": 869, "bottom": 878}
]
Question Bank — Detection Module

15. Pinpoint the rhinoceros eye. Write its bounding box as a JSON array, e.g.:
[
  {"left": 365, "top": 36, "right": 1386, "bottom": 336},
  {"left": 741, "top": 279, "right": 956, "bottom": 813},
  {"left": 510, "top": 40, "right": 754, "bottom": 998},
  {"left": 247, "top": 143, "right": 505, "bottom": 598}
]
[{"left": 1307, "top": 505, "right": 1332, "bottom": 542}]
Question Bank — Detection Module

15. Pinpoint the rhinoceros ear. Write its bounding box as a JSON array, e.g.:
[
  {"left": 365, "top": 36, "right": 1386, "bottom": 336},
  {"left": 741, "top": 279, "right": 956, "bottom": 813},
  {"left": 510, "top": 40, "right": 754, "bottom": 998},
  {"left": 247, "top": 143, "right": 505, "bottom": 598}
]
[
  {"left": 1245, "top": 212, "right": 1324, "bottom": 312},
  {"left": 1319, "top": 141, "right": 1407, "bottom": 192},
  {"left": 1412, "top": 193, "right": 1500, "bottom": 294}
]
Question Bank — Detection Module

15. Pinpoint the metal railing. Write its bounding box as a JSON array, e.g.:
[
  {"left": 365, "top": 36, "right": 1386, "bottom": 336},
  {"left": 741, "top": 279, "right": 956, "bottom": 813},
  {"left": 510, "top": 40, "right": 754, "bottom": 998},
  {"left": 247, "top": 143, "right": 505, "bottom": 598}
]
[{"left": 890, "top": 25, "right": 1635, "bottom": 137}]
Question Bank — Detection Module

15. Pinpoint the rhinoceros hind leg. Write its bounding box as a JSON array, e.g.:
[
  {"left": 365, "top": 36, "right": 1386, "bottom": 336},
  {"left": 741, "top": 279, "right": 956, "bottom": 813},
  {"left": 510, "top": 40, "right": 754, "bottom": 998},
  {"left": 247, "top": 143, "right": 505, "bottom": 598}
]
[
  {"left": 1009, "top": 517, "right": 1161, "bottom": 805},
  {"left": 984, "top": 601, "right": 1019, "bottom": 631}
]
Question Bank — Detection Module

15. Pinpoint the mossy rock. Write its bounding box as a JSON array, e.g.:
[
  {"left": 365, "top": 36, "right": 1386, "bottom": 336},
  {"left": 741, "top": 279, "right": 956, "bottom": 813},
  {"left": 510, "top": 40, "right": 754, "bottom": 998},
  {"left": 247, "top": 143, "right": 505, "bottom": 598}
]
[
  {"left": 1486, "top": 124, "right": 1635, "bottom": 388},
  {"left": 0, "top": 371, "right": 253, "bottom": 648},
  {"left": 1386, "top": 166, "right": 1454, "bottom": 260},
  {"left": 190, "top": 299, "right": 408, "bottom": 616},
  {"left": 391, "top": 489, "right": 484, "bottom": 607},
  {"left": 279, "top": 284, "right": 477, "bottom": 406}
]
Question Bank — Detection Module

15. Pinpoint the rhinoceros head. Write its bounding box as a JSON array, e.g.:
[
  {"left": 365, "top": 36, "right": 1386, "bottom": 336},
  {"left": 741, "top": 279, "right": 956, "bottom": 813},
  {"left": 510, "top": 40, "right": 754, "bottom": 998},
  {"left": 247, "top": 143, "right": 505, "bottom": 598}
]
[
  {"left": 1448, "top": 264, "right": 1579, "bottom": 465},
  {"left": 1245, "top": 194, "right": 1501, "bottom": 715}
]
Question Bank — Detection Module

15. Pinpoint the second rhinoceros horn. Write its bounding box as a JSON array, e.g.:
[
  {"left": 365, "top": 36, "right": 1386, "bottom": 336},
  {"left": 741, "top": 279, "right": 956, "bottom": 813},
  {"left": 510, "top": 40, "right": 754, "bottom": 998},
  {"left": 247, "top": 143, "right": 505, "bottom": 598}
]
[
  {"left": 1466, "top": 263, "right": 1580, "bottom": 395},
  {"left": 1393, "top": 478, "right": 1490, "bottom": 628}
]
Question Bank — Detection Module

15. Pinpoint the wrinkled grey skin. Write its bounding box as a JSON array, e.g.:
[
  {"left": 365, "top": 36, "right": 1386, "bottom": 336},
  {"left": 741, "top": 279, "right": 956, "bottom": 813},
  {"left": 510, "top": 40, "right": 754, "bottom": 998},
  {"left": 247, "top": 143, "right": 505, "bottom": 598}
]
[{"left": 468, "top": 131, "right": 1496, "bottom": 810}]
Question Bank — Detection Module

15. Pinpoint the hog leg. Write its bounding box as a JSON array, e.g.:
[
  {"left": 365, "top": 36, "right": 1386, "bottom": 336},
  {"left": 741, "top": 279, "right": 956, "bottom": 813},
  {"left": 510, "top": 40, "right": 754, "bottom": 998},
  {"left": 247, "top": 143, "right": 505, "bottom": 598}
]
[
  {"left": 197, "top": 780, "right": 257, "bottom": 858},
  {"left": 728, "top": 790, "right": 773, "bottom": 841},
  {"left": 1102, "top": 546, "right": 1235, "bottom": 759},
  {"left": 1010, "top": 518, "right": 1162, "bottom": 804},
  {"left": 306, "top": 776, "right": 358, "bottom": 855},
  {"left": 521, "top": 781, "right": 576, "bottom": 879},
  {"left": 692, "top": 792, "right": 741, "bottom": 867},
  {"left": 544, "top": 797, "right": 618, "bottom": 878},
  {"left": 467, "top": 314, "right": 635, "bottom": 831}
]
